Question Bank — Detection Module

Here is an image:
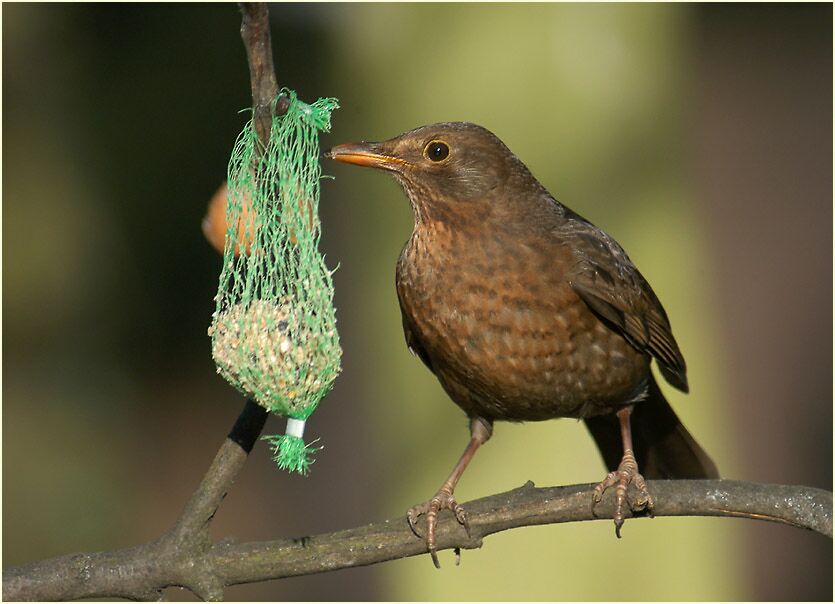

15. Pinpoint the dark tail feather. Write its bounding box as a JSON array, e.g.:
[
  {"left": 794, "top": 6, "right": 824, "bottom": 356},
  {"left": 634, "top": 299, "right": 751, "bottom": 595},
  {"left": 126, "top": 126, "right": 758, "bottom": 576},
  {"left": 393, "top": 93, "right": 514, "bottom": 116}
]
[{"left": 583, "top": 375, "right": 719, "bottom": 479}]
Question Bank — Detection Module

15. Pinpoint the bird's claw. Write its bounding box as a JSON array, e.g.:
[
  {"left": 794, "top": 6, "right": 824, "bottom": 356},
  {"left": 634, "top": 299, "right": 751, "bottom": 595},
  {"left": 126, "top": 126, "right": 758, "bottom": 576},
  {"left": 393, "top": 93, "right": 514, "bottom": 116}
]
[
  {"left": 407, "top": 490, "right": 469, "bottom": 568},
  {"left": 591, "top": 448, "right": 654, "bottom": 537}
]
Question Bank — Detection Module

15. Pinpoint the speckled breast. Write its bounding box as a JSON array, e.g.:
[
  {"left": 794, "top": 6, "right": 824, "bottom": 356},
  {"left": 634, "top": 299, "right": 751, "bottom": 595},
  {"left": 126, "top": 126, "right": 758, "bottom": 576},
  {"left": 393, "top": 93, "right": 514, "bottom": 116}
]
[{"left": 396, "top": 220, "right": 650, "bottom": 422}]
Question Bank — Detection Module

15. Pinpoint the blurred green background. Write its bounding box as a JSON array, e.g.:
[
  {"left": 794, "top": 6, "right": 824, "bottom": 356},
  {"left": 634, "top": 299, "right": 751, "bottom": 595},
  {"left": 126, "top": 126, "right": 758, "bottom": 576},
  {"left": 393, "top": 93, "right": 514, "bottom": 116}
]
[{"left": 3, "top": 3, "right": 831, "bottom": 601}]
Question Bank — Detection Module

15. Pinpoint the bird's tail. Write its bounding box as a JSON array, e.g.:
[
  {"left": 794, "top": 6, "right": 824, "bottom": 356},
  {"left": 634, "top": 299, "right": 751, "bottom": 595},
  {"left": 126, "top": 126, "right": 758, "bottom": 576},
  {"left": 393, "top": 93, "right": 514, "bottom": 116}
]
[{"left": 583, "top": 374, "right": 719, "bottom": 479}]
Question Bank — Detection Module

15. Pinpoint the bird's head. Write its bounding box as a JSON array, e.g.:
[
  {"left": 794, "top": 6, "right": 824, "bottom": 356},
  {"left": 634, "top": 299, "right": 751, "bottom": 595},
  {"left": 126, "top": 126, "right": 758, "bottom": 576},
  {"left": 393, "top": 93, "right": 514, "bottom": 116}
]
[{"left": 325, "top": 122, "right": 533, "bottom": 218}]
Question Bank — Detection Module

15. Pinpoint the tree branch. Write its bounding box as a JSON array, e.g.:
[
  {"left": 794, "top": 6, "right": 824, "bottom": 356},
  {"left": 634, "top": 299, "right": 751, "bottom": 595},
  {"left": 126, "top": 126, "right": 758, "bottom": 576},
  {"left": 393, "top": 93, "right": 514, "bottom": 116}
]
[
  {"left": 211, "top": 479, "right": 833, "bottom": 586},
  {"left": 4, "top": 479, "right": 831, "bottom": 600},
  {"left": 238, "top": 2, "right": 285, "bottom": 146}
]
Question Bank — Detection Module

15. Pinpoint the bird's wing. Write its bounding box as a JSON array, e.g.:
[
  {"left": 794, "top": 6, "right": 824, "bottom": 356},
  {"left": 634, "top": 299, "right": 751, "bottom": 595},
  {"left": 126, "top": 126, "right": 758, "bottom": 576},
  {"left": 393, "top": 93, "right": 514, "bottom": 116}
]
[{"left": 564, "top": 220, "right": 689, "bottom": 393}]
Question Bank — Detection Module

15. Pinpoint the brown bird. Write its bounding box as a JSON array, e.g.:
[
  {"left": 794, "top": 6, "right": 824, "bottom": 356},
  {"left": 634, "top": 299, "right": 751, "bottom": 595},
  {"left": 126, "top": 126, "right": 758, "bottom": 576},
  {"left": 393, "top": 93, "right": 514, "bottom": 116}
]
[{"left": 326, "top": 122, "right": 718, "bottom": 567}]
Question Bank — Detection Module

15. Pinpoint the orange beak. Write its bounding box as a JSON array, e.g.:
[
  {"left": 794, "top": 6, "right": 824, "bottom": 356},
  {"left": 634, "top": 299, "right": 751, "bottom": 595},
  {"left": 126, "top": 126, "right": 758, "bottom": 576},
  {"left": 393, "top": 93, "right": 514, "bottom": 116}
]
[{"left": 324, "top": 142, "right": 408, "bottom": 172}]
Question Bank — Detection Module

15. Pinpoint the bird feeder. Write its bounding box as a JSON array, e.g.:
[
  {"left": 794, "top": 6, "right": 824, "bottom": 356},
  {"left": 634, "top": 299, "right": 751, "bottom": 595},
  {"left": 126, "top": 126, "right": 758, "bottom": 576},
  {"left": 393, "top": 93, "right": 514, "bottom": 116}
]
[{"left": 209, "top": 90, "right": 341, "bottom": 475}]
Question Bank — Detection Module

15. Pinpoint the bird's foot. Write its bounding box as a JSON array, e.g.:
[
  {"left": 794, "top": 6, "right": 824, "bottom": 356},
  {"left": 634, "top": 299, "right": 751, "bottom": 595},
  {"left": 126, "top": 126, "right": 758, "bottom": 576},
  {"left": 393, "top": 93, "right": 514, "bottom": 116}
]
[
  {"left": 407, "top": 488, "right": 470, "bottom": 568},
  {"left": 591, "top": 448, "right": 654, "bottom": 537}
]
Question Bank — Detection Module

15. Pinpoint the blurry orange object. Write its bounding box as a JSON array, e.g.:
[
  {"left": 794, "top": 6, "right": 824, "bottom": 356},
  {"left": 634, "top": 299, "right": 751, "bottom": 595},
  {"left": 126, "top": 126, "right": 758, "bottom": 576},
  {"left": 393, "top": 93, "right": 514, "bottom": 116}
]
[
  {"left": 202, "top": 181, "right": 317, "bottom": 256},
  {"left": 202, "top": 182, "right": 257, "bottom": 256}
]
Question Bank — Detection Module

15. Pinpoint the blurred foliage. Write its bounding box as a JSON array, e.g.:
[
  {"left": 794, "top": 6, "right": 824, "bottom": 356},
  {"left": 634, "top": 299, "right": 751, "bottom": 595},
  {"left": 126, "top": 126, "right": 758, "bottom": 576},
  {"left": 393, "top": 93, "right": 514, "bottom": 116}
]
[{"left": 3, "top": 3, "right": 830, "bottom": 601}]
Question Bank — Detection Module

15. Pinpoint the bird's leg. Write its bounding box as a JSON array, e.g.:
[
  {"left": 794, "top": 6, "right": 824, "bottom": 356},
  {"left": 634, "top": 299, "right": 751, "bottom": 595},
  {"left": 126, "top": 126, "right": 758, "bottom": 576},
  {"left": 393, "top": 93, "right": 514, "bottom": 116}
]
[
  {"left": 591, "top": 405, "right": 655, "bottom": 537},
  {"left": 407, "top": 416, "right": 492, "bottom": 568}
]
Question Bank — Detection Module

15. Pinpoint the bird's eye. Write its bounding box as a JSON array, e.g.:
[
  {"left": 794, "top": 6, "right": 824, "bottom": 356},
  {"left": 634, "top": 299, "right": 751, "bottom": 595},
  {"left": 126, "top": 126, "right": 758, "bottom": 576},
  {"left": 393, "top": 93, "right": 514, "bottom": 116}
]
[{"left": 424, "top": 140, "right": 450, "bottom": 162}]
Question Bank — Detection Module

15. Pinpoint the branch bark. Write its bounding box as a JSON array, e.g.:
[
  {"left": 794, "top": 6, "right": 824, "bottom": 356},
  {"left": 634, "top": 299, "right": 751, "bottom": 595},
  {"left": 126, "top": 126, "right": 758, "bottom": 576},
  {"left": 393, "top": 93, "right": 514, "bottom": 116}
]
[
  {"left": 239, "top": 2, "right": 280, "bottom": 145},
  {"left": 3, "top": 478, "right": 831, "bottom": 601},
  {"left": 212, "top": 479, "right": 833, "bottom": 585}
]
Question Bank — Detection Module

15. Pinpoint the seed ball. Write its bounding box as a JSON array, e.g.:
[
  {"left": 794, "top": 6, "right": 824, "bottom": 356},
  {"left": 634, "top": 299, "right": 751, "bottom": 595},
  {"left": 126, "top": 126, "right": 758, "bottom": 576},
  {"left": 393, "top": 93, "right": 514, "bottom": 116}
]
[{"left": 210, "top": 298, "right": 340, "bottom": 412}]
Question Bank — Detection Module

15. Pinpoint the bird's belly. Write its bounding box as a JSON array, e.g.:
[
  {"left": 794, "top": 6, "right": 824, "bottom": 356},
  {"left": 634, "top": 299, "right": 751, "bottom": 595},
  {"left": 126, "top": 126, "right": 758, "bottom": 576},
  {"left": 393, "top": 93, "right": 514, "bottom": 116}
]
[{"left": 399, "top": 262, "right": 649, "bottom": 421}]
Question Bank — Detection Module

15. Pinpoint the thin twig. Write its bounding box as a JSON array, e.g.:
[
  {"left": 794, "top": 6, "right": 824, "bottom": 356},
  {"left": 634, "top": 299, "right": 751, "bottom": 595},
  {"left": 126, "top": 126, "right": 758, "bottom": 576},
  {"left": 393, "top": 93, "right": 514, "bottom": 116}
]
[{"left": 239, "top": 2, "right": 281, "bottom": 146}]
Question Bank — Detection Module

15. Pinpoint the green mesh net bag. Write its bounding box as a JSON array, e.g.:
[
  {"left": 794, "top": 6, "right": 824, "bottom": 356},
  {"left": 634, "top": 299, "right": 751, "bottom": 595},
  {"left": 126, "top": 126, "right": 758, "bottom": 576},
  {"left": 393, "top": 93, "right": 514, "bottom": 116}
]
[{"left": 209, "top": 90, "right": 341, "bottom": 475}]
